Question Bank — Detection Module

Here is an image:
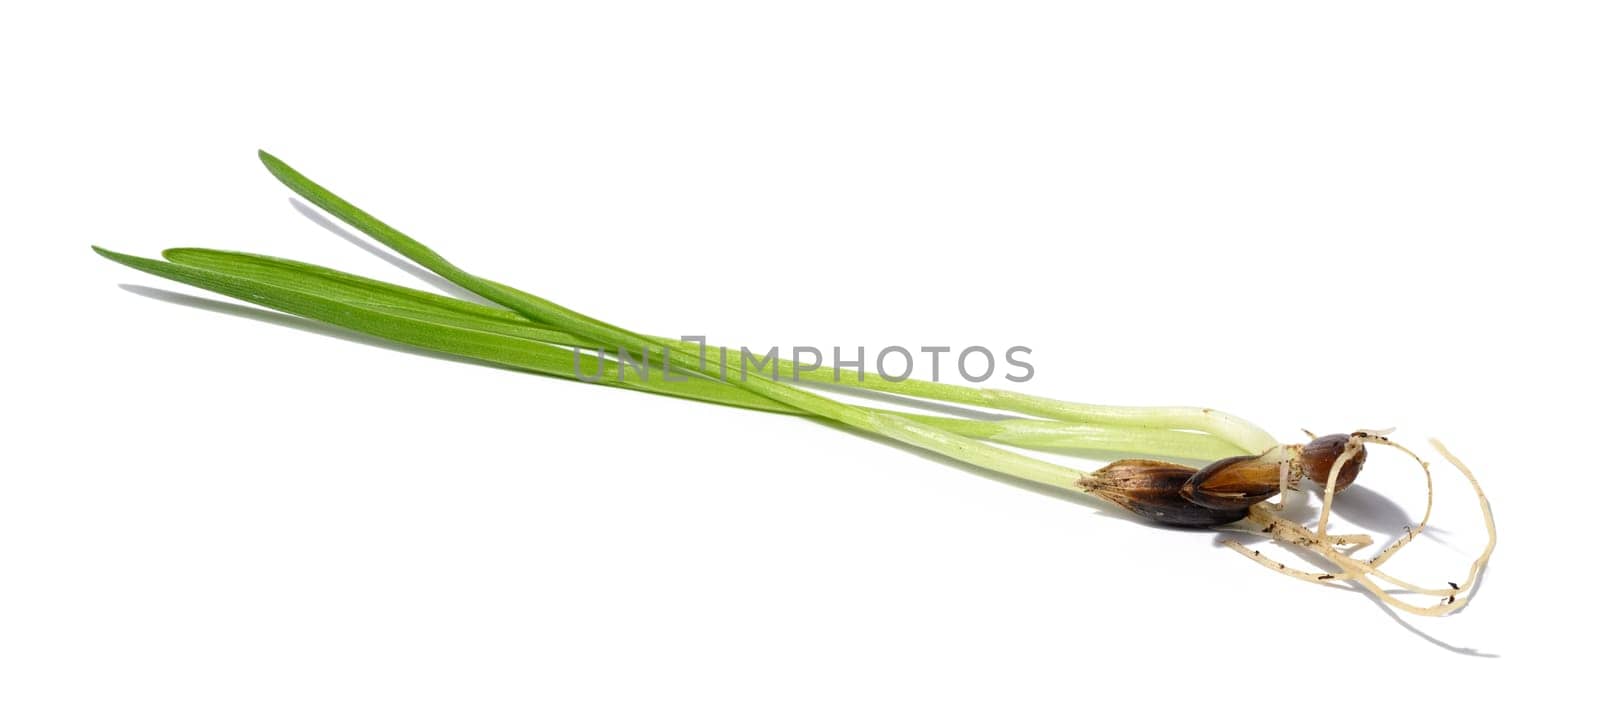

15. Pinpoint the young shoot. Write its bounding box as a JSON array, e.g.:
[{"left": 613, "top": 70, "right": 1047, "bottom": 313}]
[{"left": 94, "top": 150, "right": 1498, "bottom": 618}]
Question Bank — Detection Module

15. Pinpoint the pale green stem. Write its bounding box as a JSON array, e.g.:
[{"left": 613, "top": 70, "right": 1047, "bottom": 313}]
[{"left": 655, "top": 337, "right": 1276, "bottom": 455}]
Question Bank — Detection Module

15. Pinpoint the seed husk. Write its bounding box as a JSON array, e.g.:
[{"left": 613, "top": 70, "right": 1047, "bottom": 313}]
[
  {"left": 1079, "top": 460, "right": 1248, "bottom": 527},
  {"left": 1180, "top": 453, "right": 1283, "bottom": 510}
]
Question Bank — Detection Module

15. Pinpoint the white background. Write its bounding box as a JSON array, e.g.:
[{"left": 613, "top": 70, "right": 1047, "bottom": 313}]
[{"left": 4, "top": 2, "right": 1596, "bottom": 716}]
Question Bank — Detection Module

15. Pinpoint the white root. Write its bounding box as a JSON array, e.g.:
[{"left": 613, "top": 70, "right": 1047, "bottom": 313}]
[
  {"left": 1270, "top": 449, "right": 1291, "bottom": 513},
  {"left": 1227, "top": 433, "right": 1495, "bottom": 617}
]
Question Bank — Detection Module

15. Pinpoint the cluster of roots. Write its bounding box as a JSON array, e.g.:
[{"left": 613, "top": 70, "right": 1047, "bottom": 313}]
[{"left": 1079, "top": 431, "right": 1497, "bottom": 617}]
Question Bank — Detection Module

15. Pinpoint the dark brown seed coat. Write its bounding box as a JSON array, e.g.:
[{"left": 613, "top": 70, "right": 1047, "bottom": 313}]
[{"left": 1300, "top": 433, "right": 1366, "bottom": 493}]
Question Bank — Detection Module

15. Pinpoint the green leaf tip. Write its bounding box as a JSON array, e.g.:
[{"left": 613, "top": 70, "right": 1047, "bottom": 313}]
[
  {"left": 257, "top": 149, "right": 294, "bottom": 183},
  {"left": 92, "top": 245, "right": 129, "bottom": 262},
  {"left": 92, "top": 245, "right": 164, "bottom": 272}
]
